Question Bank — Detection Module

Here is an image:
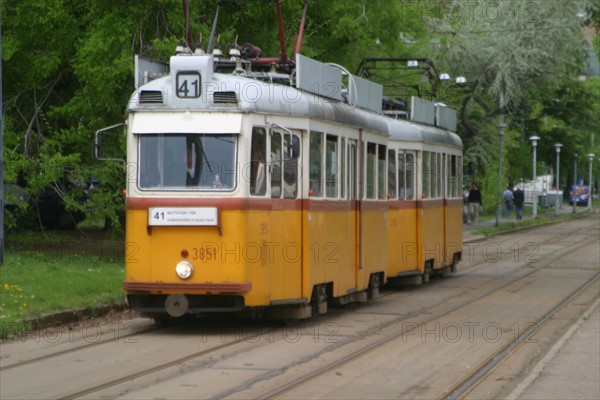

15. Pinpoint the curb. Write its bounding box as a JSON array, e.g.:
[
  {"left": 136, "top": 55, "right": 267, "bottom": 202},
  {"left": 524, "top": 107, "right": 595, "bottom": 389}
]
[
  {"left": 464, "top": 235, "right": 486, "bottom": 243},
  {"left": 464, "top": 210, "right": 596, "bottom": 242},
  {"left": 22, "top": 301, "right": 128, "bottom": 331}
]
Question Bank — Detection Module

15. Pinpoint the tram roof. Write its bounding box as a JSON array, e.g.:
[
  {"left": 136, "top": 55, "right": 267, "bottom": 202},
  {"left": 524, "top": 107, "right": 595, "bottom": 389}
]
[
  {"left": 129, "top": 56, "right": 462, "bottom": 149},
  {"left": 389, "top": 122, "right": 463, "bottom": 149}
]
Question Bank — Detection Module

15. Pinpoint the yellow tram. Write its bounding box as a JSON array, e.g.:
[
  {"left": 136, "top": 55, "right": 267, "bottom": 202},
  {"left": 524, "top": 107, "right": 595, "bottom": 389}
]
[{"left": 95, "top": 5, "right": 463, "bottom": 320}]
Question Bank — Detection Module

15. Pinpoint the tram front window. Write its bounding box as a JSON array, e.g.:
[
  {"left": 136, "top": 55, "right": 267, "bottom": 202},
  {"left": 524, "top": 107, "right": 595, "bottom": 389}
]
[{"left": 138, "top": 134, "right": 237, "bottom": 190}]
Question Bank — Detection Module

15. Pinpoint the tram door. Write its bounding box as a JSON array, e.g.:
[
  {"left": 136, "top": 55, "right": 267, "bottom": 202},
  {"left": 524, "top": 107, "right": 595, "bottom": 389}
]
[
  {"left": 269, "top": 128, "right": 303, "bottom": 300},
  {"left": 348, "top": 139, "right": 364, "bottom": 288}
]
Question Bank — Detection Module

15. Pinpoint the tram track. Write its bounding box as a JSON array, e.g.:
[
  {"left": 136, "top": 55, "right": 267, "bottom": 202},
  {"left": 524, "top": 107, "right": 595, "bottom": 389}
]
[
  {"left": 6, "top": 319, "right": 284, "bottom": 400},
  {"left": 0, "top": 320, "right": 157, "bottom": 372},
  {"left": 459, "top": 221, "right": 597, "bottom": 272},
  {"left": 1, "top": 218, "right": 597, "bottom": 400},
  {"left": 245, "top": 234, "right": 599, "bottom": 400},
  {"left": 2, "top": 314, "right": 317, "bottom": 400},
  {"left": 443, "top": 273, "right": 600, "bottom": 400},
  {"left": 62, "top": 333, "right": 262, "bottom": 400}
]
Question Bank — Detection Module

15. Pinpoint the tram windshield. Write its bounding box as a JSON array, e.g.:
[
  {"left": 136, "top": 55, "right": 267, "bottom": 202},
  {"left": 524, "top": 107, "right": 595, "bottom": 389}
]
[{"left": 138, "top": 134, "right": 237, "bottom": 190}]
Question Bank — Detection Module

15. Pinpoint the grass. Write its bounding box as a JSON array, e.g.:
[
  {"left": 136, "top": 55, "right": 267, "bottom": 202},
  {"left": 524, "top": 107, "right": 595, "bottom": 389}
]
[
  {"left": 1, "top": 228, "right": 125, "bottom": 339},
  {"left": 473, "top": 206, "right": 593, "bottom": 237},
  {"left": 4, "top": 228, "right": 124, "bottom": 261}
]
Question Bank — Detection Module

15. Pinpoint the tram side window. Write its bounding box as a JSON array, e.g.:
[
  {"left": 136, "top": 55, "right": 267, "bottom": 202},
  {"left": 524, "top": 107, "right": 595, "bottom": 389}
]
[
  {"left": 422, "top": 151, "right": 430, "bottom": 198},
  {"left": 388, "top": 149, "right": 397, "bottom": 199},
  {"left": 366, "top": 143, "right": 377, "bottom": 200},
  {"left": 309, "top": 131, "right": 323, "bottom": 197},
  {"left": 457, "top": 156, "right": 462, "bottom": 197},
  {"left": 326, "top": 134, "right": 338, "bottom": 198},
  {"left": 378, "top": 144, "right": 386, "bottom": 200},
  {"left": 283, "top": 134, "right": 299, "bottom": 199},
  {"left": 406, "top": 153, "right": 415, "bottom": 200},
  {"left": 250, "top": 127, "right": 267, "bottom": 196},
  {"left": 398, "top": 152, "right": 405, "bottom": 200},
  {"left": 448, "top": 155, "right": 458, "bottom": 198},
  {"left": 349, "top": 143, "right": 357, "bottom": 200},
  {"left": 445, "top": 154, "right": 450, "bottom": 198},
  {"left": 438, "top": 153, "right": 443, "bottom": 199},
  {"left": 139, "top": 137, "right": 160, "bottom": 188},
  {"left": 457, "top": 156, "right": 463, "bottom": 197},
  {"left": 340, "top": 138, "right": 346, "bottom": 199},
  {"left": 442, "top": 154, "right": 446, "bottom": 198},
  {"left": 429, "top": 153, "right": 440, "bottom": 199},
  {"left": 271, "top": 131, "right": 282, "bottom": 198}
]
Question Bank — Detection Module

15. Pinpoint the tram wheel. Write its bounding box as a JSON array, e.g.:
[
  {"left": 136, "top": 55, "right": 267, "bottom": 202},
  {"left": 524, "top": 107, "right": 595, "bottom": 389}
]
[
  {"left": 422, "top": 261, "right": 433, "bottom": 283},
  {"left": 368, "top": 273, "right": 382, "bottom": 299},
  {"left": 451, "top": 253, "right": 461, "bottom": 273}
]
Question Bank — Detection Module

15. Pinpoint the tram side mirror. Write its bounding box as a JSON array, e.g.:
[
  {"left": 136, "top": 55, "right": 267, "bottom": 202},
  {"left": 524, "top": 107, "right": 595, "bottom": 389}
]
[{"left": 93, "top": 123, "right": 125, "bottom": 163}]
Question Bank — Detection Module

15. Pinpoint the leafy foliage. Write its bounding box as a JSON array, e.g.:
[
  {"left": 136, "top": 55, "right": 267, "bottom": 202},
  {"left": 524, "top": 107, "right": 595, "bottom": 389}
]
[
  {"left": 429, "top": 0, "right": 599, "bottom": 192},
  {"left": 2, "top": 0, "right": 199, "bottom": 228},
  {"left": 2, "top": 0, "right": 599, "bottom": 229},
  {"left": 432, "top": 0, "right": 590, "bottom": 107}
]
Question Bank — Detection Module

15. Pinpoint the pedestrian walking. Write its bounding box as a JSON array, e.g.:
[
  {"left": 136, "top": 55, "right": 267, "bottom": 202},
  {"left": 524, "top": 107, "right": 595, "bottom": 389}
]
[
  {"left": 513, "top": 186, "right": 525, "bottom": 221},
  {"left": 503, "top": 186, "right": 514, "bottom": 218},
  {"left": 468, "top": 183, "right": 482, "bottom": 225}
]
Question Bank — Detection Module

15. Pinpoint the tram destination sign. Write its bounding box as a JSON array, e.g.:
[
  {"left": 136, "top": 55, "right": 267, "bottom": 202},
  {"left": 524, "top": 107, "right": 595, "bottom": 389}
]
[{"left": 148, "top": 207, "right": 218, "bottom": 226}]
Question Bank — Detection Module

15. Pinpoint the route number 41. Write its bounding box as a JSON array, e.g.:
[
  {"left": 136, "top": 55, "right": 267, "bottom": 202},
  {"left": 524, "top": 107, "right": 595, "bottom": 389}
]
[{"left": 176, "top": 72, "right": 201, "bottom": 98}]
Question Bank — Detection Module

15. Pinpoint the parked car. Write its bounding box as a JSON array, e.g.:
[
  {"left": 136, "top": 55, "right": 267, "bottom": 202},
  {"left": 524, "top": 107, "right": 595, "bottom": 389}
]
[
  {"left": 4, "top": 183, "right": 87, "bottom": 229},
  {"left": 569, "top": 185, "right": 589, "bottom": 206},
  {"left": 4, "top": 184, "right": 28, "bottom": 210},
  {"left": 36, "top": 185, "right": 87, "bottom": 229}
]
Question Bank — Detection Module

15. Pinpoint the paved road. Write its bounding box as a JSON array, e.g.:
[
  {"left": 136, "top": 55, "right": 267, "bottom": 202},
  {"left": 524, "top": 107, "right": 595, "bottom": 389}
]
[
  {"left": 0, "top": 210, "right": 600, "bottom": 400},
  {"left": 465, "top": 209, "right": 599, "bottom": 400},
  {"left": 509, "top": 301, "right": 599, "bottom": 400}
]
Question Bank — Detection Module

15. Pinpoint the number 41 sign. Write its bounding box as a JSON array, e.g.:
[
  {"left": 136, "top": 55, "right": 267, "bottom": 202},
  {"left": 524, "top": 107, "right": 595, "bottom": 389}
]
[
  {"left": 148, "top": 207, "right": 218, "bottom": 226},
  {"left": 176, "top": 72, "right": 201, "bottom": 98}
]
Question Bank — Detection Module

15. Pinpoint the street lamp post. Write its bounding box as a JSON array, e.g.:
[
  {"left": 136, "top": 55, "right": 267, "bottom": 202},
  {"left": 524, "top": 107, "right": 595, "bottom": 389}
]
[
  {"left": 496, "top": 95, "right": 506, "bottom": 227},
  {"left": 530, "top": 136, "right": 541, "bottom": 218},
  {"left": 588, "top": 153, "right": 595, "bottom": 209},
  {"left": 554, "top": 144, "right": 562, "bottom": 216}
]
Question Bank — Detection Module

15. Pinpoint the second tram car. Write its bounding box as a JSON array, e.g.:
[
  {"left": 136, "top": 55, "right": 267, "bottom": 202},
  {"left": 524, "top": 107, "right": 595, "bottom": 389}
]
[{"left": 96, "top": 3, "right": 463, "bottom": 321}]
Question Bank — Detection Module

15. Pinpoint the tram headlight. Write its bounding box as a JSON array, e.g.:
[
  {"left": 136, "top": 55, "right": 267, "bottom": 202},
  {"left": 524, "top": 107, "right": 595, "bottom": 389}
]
[{"left": 175, "top": 261, "right": 194, "bottom": 280}]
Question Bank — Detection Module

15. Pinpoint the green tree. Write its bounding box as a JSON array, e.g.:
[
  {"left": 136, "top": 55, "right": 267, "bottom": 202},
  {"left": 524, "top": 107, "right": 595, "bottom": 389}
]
[
  {"left": 2, "top": 0, "right": 212, "bottom": 228},
  {"left": 15, "top": 1, "right": 577, "bottom": 227},
  {"left": 4, "top": 0, "right": 434, "bottom": 229},
  {"left": 427, "top": 0, "right": 597, "bottom": 203}
]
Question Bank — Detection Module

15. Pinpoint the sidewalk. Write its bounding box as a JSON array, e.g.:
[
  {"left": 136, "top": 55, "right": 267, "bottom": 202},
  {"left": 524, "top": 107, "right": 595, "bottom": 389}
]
[
  {"left": 463, "top": 205, "right": 590, "bottom": 242},
  {"left": 462, "top": 206, "right": 600, "bottom": 400},
  {"left": 508, "top": 301, "right": 600, "bottom": 400}
]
